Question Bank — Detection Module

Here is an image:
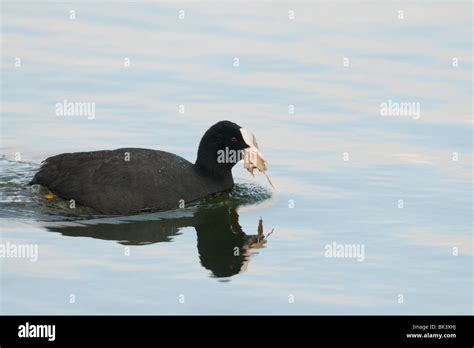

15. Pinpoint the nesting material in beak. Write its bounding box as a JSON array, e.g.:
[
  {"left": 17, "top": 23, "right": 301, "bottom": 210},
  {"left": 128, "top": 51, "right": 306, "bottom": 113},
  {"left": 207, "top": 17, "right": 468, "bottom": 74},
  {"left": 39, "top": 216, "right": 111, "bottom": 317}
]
[{"left": 240, "top": 128, "right": 274, "bottom": 188}]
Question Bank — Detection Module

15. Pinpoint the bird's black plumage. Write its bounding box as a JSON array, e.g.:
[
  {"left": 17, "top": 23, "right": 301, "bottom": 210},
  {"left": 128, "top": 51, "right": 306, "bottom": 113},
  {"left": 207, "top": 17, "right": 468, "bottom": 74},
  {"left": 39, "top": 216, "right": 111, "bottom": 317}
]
[{"left": 29, "top": 120, "right": 250, "bottom": 215}]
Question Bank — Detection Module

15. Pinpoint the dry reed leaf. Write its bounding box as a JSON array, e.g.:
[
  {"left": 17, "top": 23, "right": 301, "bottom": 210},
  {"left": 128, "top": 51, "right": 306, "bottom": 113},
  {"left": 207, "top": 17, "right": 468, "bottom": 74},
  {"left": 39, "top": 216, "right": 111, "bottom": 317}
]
[{"left": 240, "top": 129, "right": 274, "bottom": 188}]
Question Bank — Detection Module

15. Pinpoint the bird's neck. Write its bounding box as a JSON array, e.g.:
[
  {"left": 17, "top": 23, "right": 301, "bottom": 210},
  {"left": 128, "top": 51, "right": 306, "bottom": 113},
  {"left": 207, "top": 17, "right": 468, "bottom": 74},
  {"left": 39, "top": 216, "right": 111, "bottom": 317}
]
[{"left": 195, "top": 145, "right": 234, "bottom": 183}]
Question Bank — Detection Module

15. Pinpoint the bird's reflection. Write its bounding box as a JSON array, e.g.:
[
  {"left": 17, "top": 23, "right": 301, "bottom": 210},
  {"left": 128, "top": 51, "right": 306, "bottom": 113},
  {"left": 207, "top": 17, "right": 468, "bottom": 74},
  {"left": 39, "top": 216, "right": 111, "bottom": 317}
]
[{"left": 45, "top": 203, "right": 271, "bottom": 278}]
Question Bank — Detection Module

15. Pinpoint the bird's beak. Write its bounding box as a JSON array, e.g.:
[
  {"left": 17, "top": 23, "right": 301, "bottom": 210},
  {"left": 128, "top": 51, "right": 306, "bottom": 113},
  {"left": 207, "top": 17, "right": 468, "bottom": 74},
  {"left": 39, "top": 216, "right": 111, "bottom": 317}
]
[{"left": 240, "top": 128, "right": 274, "bottom": 188}]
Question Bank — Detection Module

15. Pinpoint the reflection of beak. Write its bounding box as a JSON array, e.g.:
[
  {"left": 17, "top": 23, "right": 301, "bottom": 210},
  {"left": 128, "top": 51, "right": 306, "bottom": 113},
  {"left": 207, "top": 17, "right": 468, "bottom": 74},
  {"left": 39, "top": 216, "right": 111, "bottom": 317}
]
[{"left": 240, "top": 128, "right": 274, "bottom": 188}]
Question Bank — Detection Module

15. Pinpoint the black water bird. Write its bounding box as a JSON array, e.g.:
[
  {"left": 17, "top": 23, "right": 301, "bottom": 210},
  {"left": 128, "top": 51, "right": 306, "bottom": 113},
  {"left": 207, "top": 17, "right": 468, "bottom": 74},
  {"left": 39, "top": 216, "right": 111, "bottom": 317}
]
[{"left": 30, "top": 121, "right": 265, "bottom": 215}]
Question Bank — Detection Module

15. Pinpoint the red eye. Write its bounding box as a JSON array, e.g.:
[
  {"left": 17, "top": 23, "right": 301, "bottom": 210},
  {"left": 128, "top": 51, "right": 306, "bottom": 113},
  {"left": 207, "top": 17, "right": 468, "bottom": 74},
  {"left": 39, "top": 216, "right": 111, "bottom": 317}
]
[{"left": 230, "top": 136, "right": 238, "bottom": 143}]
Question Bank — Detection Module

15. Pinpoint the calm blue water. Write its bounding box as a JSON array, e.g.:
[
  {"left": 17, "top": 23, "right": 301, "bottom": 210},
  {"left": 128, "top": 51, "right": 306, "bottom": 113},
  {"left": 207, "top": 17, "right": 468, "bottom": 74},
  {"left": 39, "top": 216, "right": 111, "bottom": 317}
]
[{"left": 0, "top": 1, "right": 472, "bottom": 314}]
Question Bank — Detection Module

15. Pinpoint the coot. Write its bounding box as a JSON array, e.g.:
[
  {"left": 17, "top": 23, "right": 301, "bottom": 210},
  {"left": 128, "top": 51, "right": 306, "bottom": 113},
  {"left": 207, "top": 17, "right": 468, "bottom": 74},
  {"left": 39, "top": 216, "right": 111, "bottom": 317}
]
[{"left": 29, "top": 120, "right": 266, "bottom": 215}]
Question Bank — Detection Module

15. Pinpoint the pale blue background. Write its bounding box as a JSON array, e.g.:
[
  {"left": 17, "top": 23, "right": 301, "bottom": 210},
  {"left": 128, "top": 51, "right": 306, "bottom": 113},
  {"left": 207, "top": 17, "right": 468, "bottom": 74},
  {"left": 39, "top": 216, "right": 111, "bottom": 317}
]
[{"left": 0, "top": 1, "right": 472, "bottom": 314}]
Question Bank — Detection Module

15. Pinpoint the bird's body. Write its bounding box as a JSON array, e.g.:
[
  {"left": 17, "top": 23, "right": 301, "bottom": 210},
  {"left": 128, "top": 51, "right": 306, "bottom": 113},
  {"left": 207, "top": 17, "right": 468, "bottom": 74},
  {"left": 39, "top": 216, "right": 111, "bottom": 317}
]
[
  {"left": 29, "top": 121, "right": 264, "bottom": 215},
  {"left": 30, "top": 148, "right": 233, "bottom": 215}
]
